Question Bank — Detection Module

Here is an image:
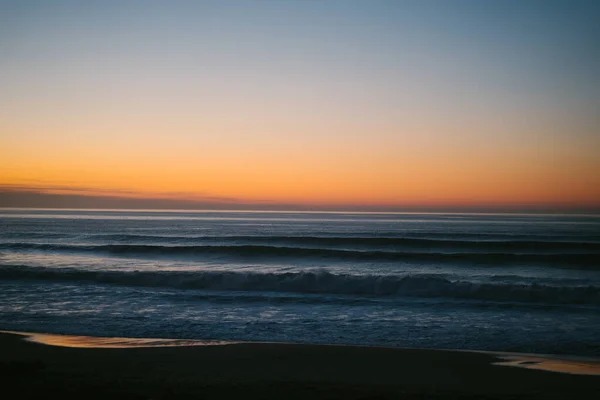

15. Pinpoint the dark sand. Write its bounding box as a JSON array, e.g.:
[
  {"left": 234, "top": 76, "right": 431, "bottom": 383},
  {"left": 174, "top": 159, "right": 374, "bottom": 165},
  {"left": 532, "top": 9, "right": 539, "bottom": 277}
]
[{"left": 1, "top": 332, "right": 598, "bottom": 399}]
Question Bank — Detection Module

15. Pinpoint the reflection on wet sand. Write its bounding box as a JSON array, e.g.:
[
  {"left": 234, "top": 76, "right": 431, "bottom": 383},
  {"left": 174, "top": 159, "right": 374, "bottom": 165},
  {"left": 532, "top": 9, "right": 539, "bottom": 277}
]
[
  {"left": 2, "top": 330, "right": 238, "bottom": 348},
  {"left": 486, "top": 351, "right": 600, "bottom": 376}
]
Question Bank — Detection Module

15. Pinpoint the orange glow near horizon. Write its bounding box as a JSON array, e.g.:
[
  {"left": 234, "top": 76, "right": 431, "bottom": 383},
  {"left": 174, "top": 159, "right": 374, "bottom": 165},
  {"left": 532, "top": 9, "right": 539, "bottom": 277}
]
[
  {"left": 2, "top": 124, "right": 600, "bottom": 210},
  {"left": 2, "top": 108, "right": 599, "bottom": 210},
  {"left": 2, "top": 132, "right": 599, "bottom": 210}
]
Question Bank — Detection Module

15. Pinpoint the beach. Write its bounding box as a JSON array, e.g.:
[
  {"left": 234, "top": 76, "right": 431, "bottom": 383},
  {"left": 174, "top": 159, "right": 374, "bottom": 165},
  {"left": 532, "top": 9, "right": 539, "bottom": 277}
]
[{"left": 2, "top": 331, "right": 599, "bottom": 399}]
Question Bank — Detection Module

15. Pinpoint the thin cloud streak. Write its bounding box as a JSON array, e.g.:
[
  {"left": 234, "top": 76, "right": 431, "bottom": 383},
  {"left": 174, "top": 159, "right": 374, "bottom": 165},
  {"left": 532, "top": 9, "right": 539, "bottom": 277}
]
[
  {"left": 0, "top": 183, "right": 240, "bottom": 203},
  {"left": 1, "top": 184, "right": 598, "bottom": 214}
]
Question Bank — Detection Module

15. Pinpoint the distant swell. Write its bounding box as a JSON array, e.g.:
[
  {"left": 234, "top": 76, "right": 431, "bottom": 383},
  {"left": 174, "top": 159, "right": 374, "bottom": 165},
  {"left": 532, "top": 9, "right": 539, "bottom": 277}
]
[
  {"left": 34, "top": 234, "right": 600, "bottom": 252},
  {"left": 2, "top": 242, "right": 599, "bottom": 266},
  {"left": 2, "top": 266, "right": 599, "bottom": 306}
]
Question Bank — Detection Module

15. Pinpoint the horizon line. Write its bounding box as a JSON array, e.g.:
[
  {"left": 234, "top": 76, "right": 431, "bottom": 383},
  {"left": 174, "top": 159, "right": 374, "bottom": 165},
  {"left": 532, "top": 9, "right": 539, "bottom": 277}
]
[{"left": 1, "top": 206, "right": 599, "bottom": 217}]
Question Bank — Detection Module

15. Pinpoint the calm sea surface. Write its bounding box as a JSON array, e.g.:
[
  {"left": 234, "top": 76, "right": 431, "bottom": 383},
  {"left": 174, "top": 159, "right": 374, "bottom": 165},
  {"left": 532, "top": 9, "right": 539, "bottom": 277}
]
[{"left": 1, "top": 209, "right": 599, "bottom": 355}]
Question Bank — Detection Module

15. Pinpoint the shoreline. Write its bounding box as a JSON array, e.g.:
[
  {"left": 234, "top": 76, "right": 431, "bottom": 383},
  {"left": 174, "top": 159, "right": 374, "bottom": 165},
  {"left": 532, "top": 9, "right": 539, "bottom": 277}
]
[
  {"left": 4, "top": 330, "right": 600, "bottom": 376},
  {"left": 2, "top": 330, "right": 599, "bottom": 399}
]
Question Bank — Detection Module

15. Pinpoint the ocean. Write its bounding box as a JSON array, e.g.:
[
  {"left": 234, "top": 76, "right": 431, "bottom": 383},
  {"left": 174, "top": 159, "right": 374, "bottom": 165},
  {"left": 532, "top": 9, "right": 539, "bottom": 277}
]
[{"left": 1, "top": 209, "right": 599, "bottom": 356}]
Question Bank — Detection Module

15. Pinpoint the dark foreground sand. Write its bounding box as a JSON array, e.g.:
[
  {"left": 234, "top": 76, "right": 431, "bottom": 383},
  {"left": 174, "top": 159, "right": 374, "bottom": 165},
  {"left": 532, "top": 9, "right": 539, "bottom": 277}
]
[{"left": 1, "top": 332, "right": 598, "bottom": 399}]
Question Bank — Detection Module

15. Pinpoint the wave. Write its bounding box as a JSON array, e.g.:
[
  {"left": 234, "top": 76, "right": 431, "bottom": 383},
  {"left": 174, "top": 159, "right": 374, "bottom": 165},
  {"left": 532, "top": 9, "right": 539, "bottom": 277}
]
[
  {"left": 1, "top": 265, "right": 599, "bottom": 306},
  {"left": 0, "top": 232, "right": 72, "bottom": 239},
  {"left": 1, "top": 242, "right": 599, "bottom": 266},
  {"left": 72, "top": 234, "right": 600, "bottom": 252}
]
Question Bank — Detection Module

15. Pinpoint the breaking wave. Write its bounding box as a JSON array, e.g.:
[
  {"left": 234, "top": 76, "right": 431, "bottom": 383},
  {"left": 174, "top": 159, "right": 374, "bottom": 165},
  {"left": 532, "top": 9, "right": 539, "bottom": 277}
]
[{"left": 2, "top": 265, "right": 599, "bottom": 306}]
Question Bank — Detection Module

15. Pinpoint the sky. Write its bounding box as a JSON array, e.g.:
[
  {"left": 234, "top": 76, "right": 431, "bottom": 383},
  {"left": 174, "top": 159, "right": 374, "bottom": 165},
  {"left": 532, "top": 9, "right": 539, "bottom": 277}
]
[{"left": 1, "top": 0, "right": 599, "bottom": 212}]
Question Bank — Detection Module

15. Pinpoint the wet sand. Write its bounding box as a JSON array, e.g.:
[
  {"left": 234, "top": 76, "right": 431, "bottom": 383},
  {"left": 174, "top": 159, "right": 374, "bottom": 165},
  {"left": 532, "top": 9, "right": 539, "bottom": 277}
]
[{"left": 1, "top": 331, "right": 599, "bottom": 399}]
